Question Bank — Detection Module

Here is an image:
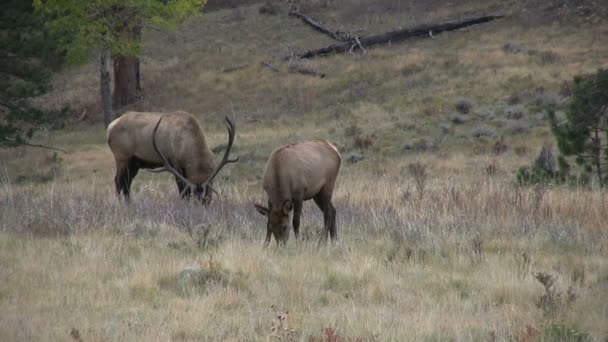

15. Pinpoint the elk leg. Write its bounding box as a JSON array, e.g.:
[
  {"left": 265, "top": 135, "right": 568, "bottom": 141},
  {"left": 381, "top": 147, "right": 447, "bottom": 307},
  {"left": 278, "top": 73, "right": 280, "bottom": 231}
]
[
  {"left": 175, "top": 176, "right": 188, "bottom": 196},
  {"left": 114, "top": 158, "right": 128, "bottom": 196},
  {"left": 313, "top": 192, "right": 332, "bottom": 242},
  {"left": 115, "top": 158, "right": 139, "bottom": 200},
  {"left": 292, "top": 199, "right": 303, "bottom": 241},
  {"left": 114, "top": 166, "right": 125, "bottom": 196},
  {"left": 327, "top": 201, "right": 337, "bottom": 240}
]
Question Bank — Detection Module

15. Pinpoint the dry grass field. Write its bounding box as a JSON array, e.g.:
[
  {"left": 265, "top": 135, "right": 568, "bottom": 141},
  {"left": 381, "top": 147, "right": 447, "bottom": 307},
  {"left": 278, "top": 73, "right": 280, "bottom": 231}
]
[{"left": 1, "top": 0, "right": 608, "bottom": 340}]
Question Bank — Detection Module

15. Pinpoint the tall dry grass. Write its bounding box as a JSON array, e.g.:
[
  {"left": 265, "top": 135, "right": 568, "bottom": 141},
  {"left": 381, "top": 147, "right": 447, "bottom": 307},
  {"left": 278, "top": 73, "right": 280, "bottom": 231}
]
[{"left": 1, "top": 172, "right": 607, "bottom": 341}]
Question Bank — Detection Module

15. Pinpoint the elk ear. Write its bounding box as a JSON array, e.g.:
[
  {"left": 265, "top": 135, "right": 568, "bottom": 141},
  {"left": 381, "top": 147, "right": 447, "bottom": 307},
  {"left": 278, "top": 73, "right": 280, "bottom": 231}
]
[
  {"left": 254, "top": 203, "right": 269, "bottom": 216},
  {"left": 282, "top": 200, "right": 293, "bottom": 215}
]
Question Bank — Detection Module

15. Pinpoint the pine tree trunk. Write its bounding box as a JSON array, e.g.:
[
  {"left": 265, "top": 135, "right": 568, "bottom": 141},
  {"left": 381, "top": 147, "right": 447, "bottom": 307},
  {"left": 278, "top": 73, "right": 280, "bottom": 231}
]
[
  {"left": 112, "top": 26, "right": 142, "bottom": 107},
  {"left": 113, "top": 55, "right": 139, "bottom": 107},
  {"left": 134, "top": 26, "right": 142, "bottom": 92},
  {"left": 135, "top": 57, "right": 141, "bottom": 91},
  {"left": 594, "top": 128, "right": 603, "bottom": 185},
  {"left": 100, "top": 48, "right": 114, "bottom": 127}
]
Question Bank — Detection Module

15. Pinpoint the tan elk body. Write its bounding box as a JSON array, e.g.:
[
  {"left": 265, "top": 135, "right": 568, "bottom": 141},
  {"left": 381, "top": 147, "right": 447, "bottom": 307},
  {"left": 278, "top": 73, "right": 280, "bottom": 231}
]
[
  {"left": 106, "top": 111, "right": 237, "bottom": 201},
  {"left": 255, "top": 139, "right": 341, "bottom": 244}
]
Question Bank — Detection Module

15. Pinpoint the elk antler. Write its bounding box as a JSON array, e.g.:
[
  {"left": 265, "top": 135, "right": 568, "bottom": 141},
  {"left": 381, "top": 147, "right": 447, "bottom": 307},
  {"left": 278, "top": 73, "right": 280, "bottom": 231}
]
[
  {"left": 202, "top": 116, "right": 239, "bottom": 187},
  {"left": 150, "top": 117, "right": 197, "bottom": 197}
]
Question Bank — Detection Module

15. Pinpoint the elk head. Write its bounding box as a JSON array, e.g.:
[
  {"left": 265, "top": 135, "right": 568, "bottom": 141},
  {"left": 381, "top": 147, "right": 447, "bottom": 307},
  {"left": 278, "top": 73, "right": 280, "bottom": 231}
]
[
  {"left": 150, "top": 116, "right": 238, "bottom": 204},
  {"left": 254, "top": 200, "right": 293, "bottom": 244}
]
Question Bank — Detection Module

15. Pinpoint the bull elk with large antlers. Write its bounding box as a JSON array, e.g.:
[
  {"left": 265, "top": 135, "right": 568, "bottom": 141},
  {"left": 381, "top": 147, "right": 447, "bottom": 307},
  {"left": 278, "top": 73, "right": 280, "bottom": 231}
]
[
  {"left": 106, "top": 111, "right": 238, "bottom": 202},
  {"left": 254, "top": 140, "right": 341, "bottom": 245}
]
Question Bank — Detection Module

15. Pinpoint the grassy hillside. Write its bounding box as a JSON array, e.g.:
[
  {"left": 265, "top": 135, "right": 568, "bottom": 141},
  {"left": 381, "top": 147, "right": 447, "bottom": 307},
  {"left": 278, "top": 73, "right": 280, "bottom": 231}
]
[{"left": 1, "top": 1, "right": 608, "bottom": 340}]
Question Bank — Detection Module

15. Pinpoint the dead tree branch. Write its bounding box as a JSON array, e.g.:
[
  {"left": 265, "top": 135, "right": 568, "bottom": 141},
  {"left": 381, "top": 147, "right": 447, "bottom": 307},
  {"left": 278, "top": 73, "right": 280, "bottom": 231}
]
[
  {"left": 2, "top": 139, "right": 69, "bottom": 153},
  {"left": 296, "top": 14, "right": 504, "bottom": 59},
  {"left": 288, "top": 10, "right": 352, "bottom": 42}
]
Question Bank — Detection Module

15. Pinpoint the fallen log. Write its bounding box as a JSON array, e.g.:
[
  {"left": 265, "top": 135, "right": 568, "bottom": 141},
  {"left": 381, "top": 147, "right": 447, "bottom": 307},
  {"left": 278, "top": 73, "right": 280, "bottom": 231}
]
[
  {"left": 289, "top": 10, "right": 351, "bottom": 42},
  {"left": 296, "top": 14, "right": 504, "bottom": 59}
]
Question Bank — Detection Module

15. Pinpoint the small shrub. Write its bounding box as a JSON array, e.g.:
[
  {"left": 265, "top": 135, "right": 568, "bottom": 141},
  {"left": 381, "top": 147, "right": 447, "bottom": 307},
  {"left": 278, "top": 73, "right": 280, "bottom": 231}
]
[
  {"left": 309, "top": 328, "right": 363, "bottom": 342},
  {"left": 21, "top": 212, "right": 72, "bottom": 237},
  {"left": 493, "top": 137, "right": 508, "bottom": 155},
  {"left": 346, "top": 152, "right": 364, "bottom": 164},
  {"left": 401, "top": 138, "right": 434, "bottom": 153},
  {"left": 400, "top": 63, "right": 423, "bottom": 76},
  {"left": 471, "top": 125, "right": 496, "bottom": 138},
  {"left": 539, "top": 323, "right": 591, "bottom": 342},
  {"left": 505, "top": 105, "right": 528, "bottom": 120},
  {"left": 516, "top": 252, "right": 531, "bottom": 279},
  {"left": 485, "top": 160, "right": 499, "bottom": 176},
  {"left": 450, "top": 113, "right": 468, "bottom": 124},
  {"left": 559, "top": 80, "right": 574, "bottom": 97},
  {"left": 348, "top": 81, "right": 369, "bottom": 100},
  {"left": 534, "top": 272, "right": 577, "bottom": 317},
  {"left": 160, "top": 256, "right": 234, "bottom": 296},
  {"left": 470, "top": 235, "right": 484, "bottom": 262},
  {"left": 174, "top": 208, "right": 222, "bottom": 249},
  {"left": 516, "top": 166, "right": 555, "bottom": 186},
  {"left": 515, "top": 144, "right": 576, "bottom": 185},
  {"left": 396, "top": 120, "right": 415, "bottom": 131},
  {"left": 353, "top": 134, "right": 374, "bottom": 150},
  {"left": 534, "top": 272, "right": 560, "bottom": 316},
  {"left": 515, "top": 146, "right": 529, "bottom": 156},
  {"left": 322, "top": 270, "right": 359, "bottom": 293},
  {"left": 455, "top": 97, "right": 474, "bottom": 114},
  {"left": 259, "top": 1, "right": 280, "bottom": 15},
  {"left": 516, "top": 144, "right": 564, "bottom": 186},
  {"left": 401, "top": 189, "right": 412, "bottom": 202},
  {"left": 507, "top": 93, "right": 522, "bottom": 105},
  {"left": 478, "top": 108, "right": 498, "bottom": 119},
  {"left": 502, "top": 42, "right": 559, "bottom": 64},
  {"left": 503, "top": 42, "right": 529, "bottom": 54},
  {"left": 268, "top": 305, "right": 296, "bottom": 341},
  {"left": 386, "top": 244, "right": 413, "bottom": 265},
  {"left": 570, "top": 268, "right": 585, "bottom": 286},
  {"left": 439, "top": 122, "right": 452, "bottom": 134},
  {"left": 343, "top": 123, "right": 362, "bottom": 137},
  {"left": 505, "top": 121, "right": 530, "bottom": 135},
  {"left": 533, "top": 90, "right": 561, "bottom": 107},
  {"left": 534, "top": 50, "right": 560, "bottom": 64},
  {"left": 126, "top": 222, "right": 159, "bottom": 239},
  {"left": 408, "top": 162, "right": 428, "bottom": 201},
  {"left": 70, "top": 328, "right": 83, "bottom": 342}
]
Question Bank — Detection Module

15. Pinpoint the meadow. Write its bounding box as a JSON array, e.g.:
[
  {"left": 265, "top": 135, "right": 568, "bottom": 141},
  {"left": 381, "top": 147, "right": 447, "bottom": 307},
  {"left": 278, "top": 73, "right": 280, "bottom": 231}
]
[{"left": 1, "top": 1, "right": 608, "bottom": 340}]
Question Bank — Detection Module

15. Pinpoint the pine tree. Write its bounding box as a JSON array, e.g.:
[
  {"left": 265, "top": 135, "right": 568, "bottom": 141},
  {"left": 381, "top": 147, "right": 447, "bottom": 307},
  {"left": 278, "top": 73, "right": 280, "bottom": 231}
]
[
  {"left": 0, "top": 0, "right": 69, "bottom": 148},
  {"left": 34, "top": 0, "right": 207, "bottom": 126},
  {"left": 549, "top": 69, "right": 608, "bottom": 186}
]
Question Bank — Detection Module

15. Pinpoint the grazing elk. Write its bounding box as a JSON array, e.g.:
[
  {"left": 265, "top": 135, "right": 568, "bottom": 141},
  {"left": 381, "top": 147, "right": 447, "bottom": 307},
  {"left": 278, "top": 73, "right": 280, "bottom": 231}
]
[
  {"left": 254, "top": 139, "right": 341, "bottom": 245},
  {"left": 106, "top": 111, "right": 238, "bottom": 202}
]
